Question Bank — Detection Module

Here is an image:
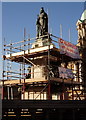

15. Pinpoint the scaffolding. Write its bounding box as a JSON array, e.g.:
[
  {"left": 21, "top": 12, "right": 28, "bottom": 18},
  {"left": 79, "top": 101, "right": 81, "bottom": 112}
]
[{"left": 1, "top": 33, "right": 85, "bottom": 100}]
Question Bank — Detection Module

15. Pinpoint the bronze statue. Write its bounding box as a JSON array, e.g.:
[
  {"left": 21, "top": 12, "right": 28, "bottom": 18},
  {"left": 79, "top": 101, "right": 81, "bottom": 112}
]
[{"left": 36, "top": 7, "right": 48, "bottom": 38}]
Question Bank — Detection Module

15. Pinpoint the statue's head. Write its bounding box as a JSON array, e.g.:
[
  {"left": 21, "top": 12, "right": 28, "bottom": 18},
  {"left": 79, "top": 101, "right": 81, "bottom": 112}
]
[{"left": 40, "top": 7, "right": 44, "bottom": 14}]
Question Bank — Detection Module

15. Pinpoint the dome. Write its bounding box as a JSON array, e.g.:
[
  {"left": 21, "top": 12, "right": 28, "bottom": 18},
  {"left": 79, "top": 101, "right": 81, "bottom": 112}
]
[{"left": 80, "top": 9, "right": 86, "bottom": 21}]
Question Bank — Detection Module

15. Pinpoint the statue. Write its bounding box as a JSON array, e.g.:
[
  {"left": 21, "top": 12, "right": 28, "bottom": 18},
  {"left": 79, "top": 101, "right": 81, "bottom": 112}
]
[
  {"left": 82, "top": 19, "right": 86, "bottom": 39},
  {"left": 77, "top": 19, "right": 86, "bottom": 39},
  {"left": 36, "top": 7, "right": 48, "bottom": 38},
  {"left": 76, "top": 19, "right": 86, "bottom": 46}
]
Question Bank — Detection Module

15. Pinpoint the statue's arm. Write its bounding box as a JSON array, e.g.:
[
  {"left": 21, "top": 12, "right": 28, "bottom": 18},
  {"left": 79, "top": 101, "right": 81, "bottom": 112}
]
[{"left": 36, "top": 15, "right": 40, "bottom": 25}]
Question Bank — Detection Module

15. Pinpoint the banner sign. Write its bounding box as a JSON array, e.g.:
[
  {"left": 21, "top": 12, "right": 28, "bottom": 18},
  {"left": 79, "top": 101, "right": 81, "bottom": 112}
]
[
  {"left": 58, "top": 38, "right": 80, "bottom": 59},
  {"left": 58, "top": 67, "right": 74, "bottom": 79}
]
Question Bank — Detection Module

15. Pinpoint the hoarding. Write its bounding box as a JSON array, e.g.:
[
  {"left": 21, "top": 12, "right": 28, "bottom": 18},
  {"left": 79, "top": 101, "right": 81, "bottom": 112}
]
[
  {"left": 58, "top": 67, "right": 74, "bottom": 79},
  {"left": 58, "top": 38, "right": 80, "bottom": 59}
]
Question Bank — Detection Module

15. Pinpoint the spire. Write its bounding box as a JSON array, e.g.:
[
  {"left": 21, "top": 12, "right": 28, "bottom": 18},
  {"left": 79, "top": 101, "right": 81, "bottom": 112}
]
[
  {"left": 80, "top": 9, "right": 86, "bottom": 21},
  {"left": 78, "top": 2, "right": 86, "bottom": 21}
]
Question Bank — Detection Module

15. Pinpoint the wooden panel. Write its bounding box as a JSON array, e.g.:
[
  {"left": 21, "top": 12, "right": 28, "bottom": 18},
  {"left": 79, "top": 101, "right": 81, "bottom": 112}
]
[
  {"left": 1, "top": 78, "right": 47, "bottom": 85},
  {"left": 0, "top": 77, "right": 82, "bottom": 85}
]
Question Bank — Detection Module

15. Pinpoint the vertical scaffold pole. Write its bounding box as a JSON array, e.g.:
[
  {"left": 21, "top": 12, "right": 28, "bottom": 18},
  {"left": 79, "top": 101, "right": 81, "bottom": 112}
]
[
  {"left": 20, "top": 45, "right": 22, "bottom": 84},
  {"left": 2, "top": 81, "right": 4, "bottom": 100},
  {"left": 48, "top": 33, "right": 51, "bottom": 100},
  {"left": 60, "top": 24, "right": 62, "bottom": 38},
  {"left": 72, "top": 80, "right": 74, "bottom": 100},
  {"left": 23, "top": 28, "right": 26, "bottom": 99},
  {"left": 2, "top": 38, "right": 6, "bottom": 100},
  {"left": 28, "top": 33, "right": 30, "bottom": 54}
]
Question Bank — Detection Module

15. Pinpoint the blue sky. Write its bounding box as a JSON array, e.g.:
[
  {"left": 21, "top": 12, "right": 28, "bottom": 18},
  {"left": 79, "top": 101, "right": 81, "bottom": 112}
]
[
  {"left": 0, "top": 2, "right": 2, "bottom": 80},
  {"left": 0, "top": 2, "right": 85, "bottom": 79},
  {"left": 2, "top": 2, "right": 84, "bottom": 43}
]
